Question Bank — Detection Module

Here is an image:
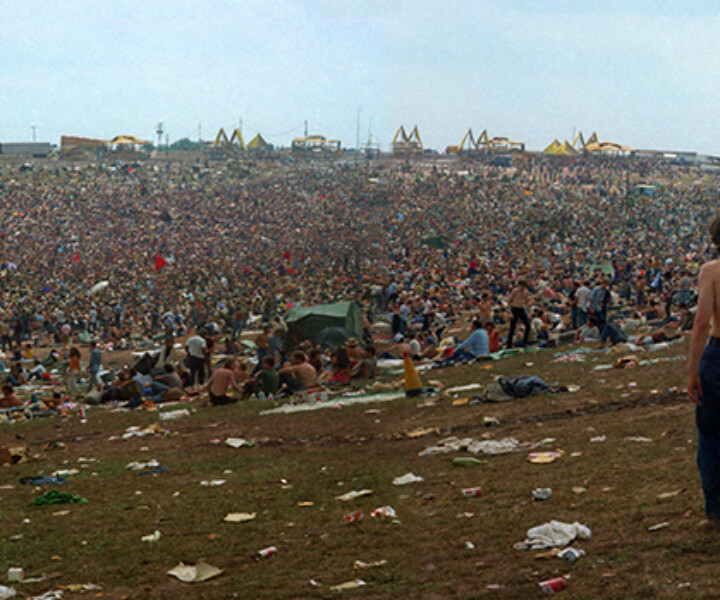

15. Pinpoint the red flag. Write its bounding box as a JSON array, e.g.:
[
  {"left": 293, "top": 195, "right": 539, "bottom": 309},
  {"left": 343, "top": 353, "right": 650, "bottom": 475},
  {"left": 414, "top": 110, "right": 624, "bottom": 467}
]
[
  {"left": 155, "top": 255, "right": 167, "bottom": 271},
  {"left": 283, "top": 251, "right": 291, "bottom": 261},
  {"left": 74, "top": 251, "right": 80, "bottom": 263}
]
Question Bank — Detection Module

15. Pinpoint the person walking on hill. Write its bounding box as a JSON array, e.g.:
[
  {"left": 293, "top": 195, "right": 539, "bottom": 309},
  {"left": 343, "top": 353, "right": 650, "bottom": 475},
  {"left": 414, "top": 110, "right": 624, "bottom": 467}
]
[{"left": 506, "top": 279, "right": 531, "bottom": 349}]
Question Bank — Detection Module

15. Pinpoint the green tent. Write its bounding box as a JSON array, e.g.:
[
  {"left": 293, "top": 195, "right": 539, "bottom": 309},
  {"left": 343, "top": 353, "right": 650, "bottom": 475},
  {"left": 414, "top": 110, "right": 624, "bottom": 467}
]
[{"left": 285, "top": 302, "right": 362, "bottom": 347}]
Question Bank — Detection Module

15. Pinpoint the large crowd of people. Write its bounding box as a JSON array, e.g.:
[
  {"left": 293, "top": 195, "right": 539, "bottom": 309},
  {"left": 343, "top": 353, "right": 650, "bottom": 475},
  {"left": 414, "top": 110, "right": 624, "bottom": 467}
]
[{"left": 0, "top": 152, "right": 715, "bottom": 409}]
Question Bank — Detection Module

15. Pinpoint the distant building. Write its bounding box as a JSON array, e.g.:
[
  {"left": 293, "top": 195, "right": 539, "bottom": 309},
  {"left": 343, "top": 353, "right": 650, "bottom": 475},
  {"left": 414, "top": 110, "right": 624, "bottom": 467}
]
[{"left": 0, "top": 142, "right": 51, "bottom": 157}]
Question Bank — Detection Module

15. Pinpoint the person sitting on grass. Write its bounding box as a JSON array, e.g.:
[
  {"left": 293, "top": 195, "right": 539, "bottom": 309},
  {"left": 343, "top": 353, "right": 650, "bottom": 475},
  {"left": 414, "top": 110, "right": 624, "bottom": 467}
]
[
  {"left": 319, "top": 347, "right": 352, "bottom": 385},
  {"left": 241, "top": 355, "right": 280, "bottom": 400},
  {"left": 277, "top": 350, "right": 318, "bottom": 396},
  {"left": 439, "top": 320, "right": 490, "bottom": 365},
  {"left": 0, "top": 383, "right": 22, "bottom": 408},
  {"left": 204, "top": 358, "right": 244, "bottom": 406}
]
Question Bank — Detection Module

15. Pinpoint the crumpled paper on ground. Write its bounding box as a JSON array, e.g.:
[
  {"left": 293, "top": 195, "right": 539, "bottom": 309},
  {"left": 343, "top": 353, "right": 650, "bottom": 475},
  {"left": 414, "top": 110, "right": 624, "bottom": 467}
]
[
  {"left": 419, "top": 436, "right": 555, "bottom": 457},
  {"left": 167, "top": 560, "right": 223, "bottom": 583},
  {"left": 514, "top": 520, "right": 591, "bottom": 550}
]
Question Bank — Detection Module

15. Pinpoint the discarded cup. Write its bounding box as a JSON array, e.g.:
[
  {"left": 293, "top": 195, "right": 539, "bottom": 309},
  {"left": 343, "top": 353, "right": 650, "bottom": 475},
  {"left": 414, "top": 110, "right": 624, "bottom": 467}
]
[
  {"left": 7, "top": 567, "right": 23, "bottom": 582},
  {"left": 533, "top": 488, "right": 552, "bottom": 501},
  {"left": 462, "top": 487, "right": 482, "bottom": 498},
  {"left": 257, "top": 546, "right": 277, "bottom": 559},
  {"left": 539, "top": 577, "right": 566, "bottom": 594}
]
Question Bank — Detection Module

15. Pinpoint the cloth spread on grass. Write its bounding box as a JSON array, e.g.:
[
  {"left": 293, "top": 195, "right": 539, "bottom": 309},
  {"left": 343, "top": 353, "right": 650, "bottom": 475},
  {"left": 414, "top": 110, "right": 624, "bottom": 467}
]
[{"left": 29, "top": 490, "right": 88, "bottom": 506}]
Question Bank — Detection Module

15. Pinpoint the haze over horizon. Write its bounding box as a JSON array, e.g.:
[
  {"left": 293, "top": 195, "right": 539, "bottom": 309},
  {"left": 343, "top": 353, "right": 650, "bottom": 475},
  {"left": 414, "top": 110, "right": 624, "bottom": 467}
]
[{"left": 2, "top": 0, "right": 719, "bottom": 154}]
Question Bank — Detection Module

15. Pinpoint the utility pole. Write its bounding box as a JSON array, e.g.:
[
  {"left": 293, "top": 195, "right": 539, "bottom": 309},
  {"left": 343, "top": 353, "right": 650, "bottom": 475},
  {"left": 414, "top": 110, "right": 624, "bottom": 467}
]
[
  {"left": 156, "top": 122, "right": 164, "bottom": 149},
  {"left": 304, "top": 120, "right": 308, "bottom": 137},
  {"left": 198, "top": 123, "right": 202, "bottom": 143},
  {"left": 356, "top": 108, "right": 361, "bottom": 148},
  {"left": 31, "top": 125, "right": 37, "bottom": 142}
]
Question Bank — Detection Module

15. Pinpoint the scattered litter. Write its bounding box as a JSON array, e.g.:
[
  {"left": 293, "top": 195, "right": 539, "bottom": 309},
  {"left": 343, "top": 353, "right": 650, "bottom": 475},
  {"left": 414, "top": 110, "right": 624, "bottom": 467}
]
[
  {"left": 261, "top": 391, "right": 404, "bottom": 414},
  {"left": 61, "top": 584, "right": 101, "bottom": 593},
  {"left": 257, "top": 546, "right": 277, "bottom": 559},
  {"left": 452, "top": 397, "right": 470, "bottom": 406},
  {"left": 126, "top": 459, "right": 160, "bottom": 471},
  {"left": 420, "top": 436, "right": 553, "bottom": 457},
  {"left": 330, "top": 579, "right": 366, "bottom": 591},
  {"left": 533, "top": 488, "right": 552, "bottom": 501},
  {"left": 167, "top": 561, "right": 223, "bottom": 583},
  {"left": 119, "top": 423, "right": 166, "bottom": 439},
  {"left": 514, "top": 520, "right": 592, "bottom": 550},
  {"left": 30, "top": 592, "right": 62, "bottom": 600},
  {"left": 446, "top": 383, "right": 483, "bottom": 394},
  {"left": 225, "top": 438, "right": 254, "bottom": 449},
  {"left": 52, "top": 510, "right": 70, "bottom": 516},
  {"left": 624, "top": 436, "right": 653, "bottom": 443},
  {"left": 533, "top": 548, "right": 560, "bottom": 559},
  {"left": 539, "top": 577, "right": 566, "bottom": 594},
  {"left": 657, "top": 488, "right": 685, "bottom": 500},
  {"left": 483, "top": 416, "right": 500, "bottom": 426},
  {"left": 141, "top": 530, "right": 161, "bottom": 543},
  {"left": 354, "top": 559, "right": 387, "bottom": 569},
  {"left": 200, "top": 480, "right": 226, "bottom": 487},
  {"left": 344, "top": 510, "right": 364, "bottom": 523},
  {"left": 559, "top": 547, "right": 586, "bottom": 565},
  {"left": 336, "top": 489, "right": 372, "bottom": 502},
  {"left": 0, "top": 445, "right": 29, "bottom": 466},
  {"left": 528, "top": 451, "right": 563, "bottom": 464},
  {"left": 405, "top": 427, "right": 438, "bottom": 438},
  {"left": 0, "top": 588, "right": 15, "bottom": 600},
  {"left": 370, "top": 506, "right": 397, "bottom": 519},
  {"left": 648, "top": 522, "right": 670, "bottom": 532},
  {"left": 464, "top": 541, "right": 475, "bottom": 549},
  {"left": 572, "top": 487, "right": 587, "bottom": 494},
  {"left": 50, "top": 469, "right": 79, "bottom": 477},
  {"left": 158, "top": 409, "right": 190, "bottom": 420},
  {"left": 6, "top": 568, "right": 22, "bottom": 582},
  {"left": 19, "top": 476, "right": 65, "bottom": 486},
  {"left": 567, "top": 384, "right": 580, "bottom": 392},
  {"left": 392, "top": 473, "right": 424, "bottom": 486},
  {"left": 297, "top": 501, "right": 314, "bottom": 507},
  {"left": 223, "top": 512, "right": 256, "bottom": 523},
  {"left": 590, "top": 435, "right": 606, "bottom": 443},
  {"left": 552, "top": 354, "right": 585, "bottom": 363},
  {"left": 29, "top": 491, "right": 88, "bottom": 506},
  {"left": 309, "top": 579, "right": 323, "bottom": 587}
]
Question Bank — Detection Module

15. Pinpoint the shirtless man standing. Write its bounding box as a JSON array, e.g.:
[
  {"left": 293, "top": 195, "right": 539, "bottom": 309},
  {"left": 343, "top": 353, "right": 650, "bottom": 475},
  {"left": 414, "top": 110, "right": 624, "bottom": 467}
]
[{"left": 687, "top": 217, "right": 720, "bottom": 529}]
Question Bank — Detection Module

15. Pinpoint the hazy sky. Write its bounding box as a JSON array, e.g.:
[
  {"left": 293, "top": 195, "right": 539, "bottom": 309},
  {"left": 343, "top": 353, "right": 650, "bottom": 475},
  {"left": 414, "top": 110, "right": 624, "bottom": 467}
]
[{"left": 2, "top": 0, "right": 719, "bottom": 153}]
